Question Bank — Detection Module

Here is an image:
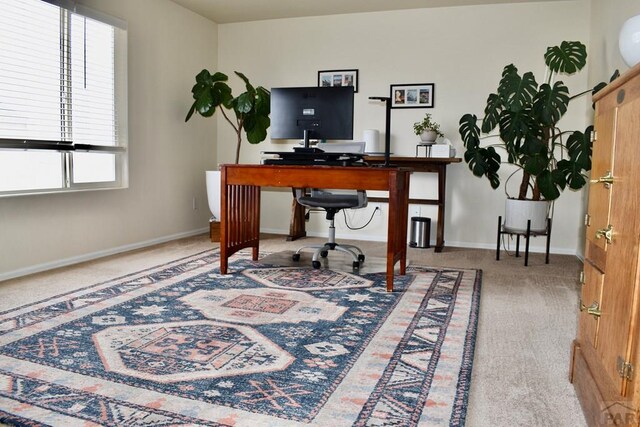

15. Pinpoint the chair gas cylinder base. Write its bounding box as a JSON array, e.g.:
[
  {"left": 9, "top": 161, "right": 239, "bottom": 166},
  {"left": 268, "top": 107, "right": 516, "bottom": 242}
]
[
  {"left": 292, "top": 191, "right": 367, "bottom": 270},
  {"left": 496, "top": 215, "right": 552, "bottom": 266}
]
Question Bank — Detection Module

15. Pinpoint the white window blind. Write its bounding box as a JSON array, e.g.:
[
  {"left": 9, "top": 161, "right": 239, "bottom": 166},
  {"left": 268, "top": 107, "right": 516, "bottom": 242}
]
[{"left": 0, "top": 0, "right": 128, "bottom": 196}]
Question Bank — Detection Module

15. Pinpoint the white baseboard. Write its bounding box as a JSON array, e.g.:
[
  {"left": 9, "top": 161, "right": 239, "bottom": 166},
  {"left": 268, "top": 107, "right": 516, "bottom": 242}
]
[
  {"left": 0, "top": 227, "right": 208, "bottom": 283},
  {"left": 260, "top": 227, "right": 579, "bottom": 256}
]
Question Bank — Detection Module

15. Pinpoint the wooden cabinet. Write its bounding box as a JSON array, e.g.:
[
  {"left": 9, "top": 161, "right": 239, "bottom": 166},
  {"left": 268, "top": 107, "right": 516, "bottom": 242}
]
[{"left": 571, "top": 63, "right": 640, "bottom": 426}]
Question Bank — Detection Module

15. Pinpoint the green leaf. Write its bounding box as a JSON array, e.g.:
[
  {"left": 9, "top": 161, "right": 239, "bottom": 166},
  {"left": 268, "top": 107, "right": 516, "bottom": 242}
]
[
  {"left": 498, "top": 107, "right": 541, "bottom": 149},
  {"left": 498, "top": 67, "right": 537, "bottom": 112},
  {"left": 522, "top": 137, "right": 549, "bottom": 175},
  {"left": 482, "top": 93, "right": 503, "bottom": 133},
  {"left": 246, "top": 115, "right": 270, "bottom": 144},
  {"left": 235, "top": 92, "right": 254, "bottom": 114},
  {"left": 566, "top": 126, "right": 593, "bottom": 170},
  {"left": 544, "top": 41, "right": 587, "bottom": 74},
  {"left": 557, "top": 159, "right": 587, "bottom": 190},
  {"left": 464, "top": 146, "right": 501, "bottom": 188},
  {"left": 536, "top": 170, "right": 562, "bottom": 200},
  {"left": 235, "top": 71, "right": 255, "bottom": 94},
  {"left": 532, "top": 81, "right": 569, "bottom": 126},
  {"left": 458, "top": 114, "right": 481, "bottom": 149}
]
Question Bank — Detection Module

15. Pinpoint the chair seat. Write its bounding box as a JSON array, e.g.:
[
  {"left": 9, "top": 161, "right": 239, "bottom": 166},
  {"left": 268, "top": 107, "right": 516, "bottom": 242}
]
[{"left": 297, "top": 194, "right": 361, "bottom": 209}]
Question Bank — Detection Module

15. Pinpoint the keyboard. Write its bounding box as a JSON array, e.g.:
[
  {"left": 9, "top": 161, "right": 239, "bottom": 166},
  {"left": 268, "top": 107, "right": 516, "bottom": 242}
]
[{"left": 262, "top": 151, "right": 366, "bottom": 167}]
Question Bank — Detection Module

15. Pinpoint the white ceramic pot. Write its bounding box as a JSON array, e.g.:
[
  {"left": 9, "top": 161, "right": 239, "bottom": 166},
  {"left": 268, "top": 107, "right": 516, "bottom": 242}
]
[
  {"left": 206, "top": 170, "right": 221, "bottom": 221},
  {"left": 420, "top": 130, "right": 437, "bottom": 143},
  {"left": 504, "top": 199, "right": 549, "bottom": 233}
]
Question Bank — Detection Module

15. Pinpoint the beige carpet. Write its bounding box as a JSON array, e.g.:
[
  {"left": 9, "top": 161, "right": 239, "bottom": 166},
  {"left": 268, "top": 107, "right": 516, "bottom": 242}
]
[{"left": 0, "top": 234, "right": 585, "bottom": 426}]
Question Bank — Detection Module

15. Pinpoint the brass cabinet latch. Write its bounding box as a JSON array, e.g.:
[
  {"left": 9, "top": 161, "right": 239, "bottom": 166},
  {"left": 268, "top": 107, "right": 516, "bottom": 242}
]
[
  {"left": 590, "top": 171, "right": 614, "bottom": 188},
  {"left": 579, "top": 300, "right": 602, "bottom": 318},
  {"left": 617, "top": 356, "right": 634, "bottom": 381},
  {"left": 595, "top": 225, "right": 614, "bottom": 244}
]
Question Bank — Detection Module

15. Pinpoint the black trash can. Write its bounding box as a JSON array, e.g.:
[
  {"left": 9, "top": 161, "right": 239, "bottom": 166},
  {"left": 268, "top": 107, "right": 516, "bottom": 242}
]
[{"left": 409, "top": 217, "right": 431, "bottom": 248}]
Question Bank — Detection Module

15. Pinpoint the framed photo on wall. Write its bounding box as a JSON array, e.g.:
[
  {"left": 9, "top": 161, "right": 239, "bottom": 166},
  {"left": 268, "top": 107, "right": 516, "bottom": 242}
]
[
  {"left": 318, "top": 69, "right": 359, "bottom": 93},
  {"left": 390, "top": 83, "right": 434, "bottom": 108}
]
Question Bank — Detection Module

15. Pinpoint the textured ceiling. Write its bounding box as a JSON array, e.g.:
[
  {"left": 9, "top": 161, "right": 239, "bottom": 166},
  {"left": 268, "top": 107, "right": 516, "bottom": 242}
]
[{"left": 170, "top": 0, "right": 561, "bottom": 24}]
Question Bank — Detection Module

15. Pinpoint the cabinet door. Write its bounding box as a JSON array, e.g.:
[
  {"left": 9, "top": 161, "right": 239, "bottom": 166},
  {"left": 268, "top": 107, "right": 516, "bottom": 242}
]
[
  {"left": 596, "top": 90, "right": 640, "bottom": 398},
  {"left": 585, "top": 106, "right": 616, "bottom": 272}
]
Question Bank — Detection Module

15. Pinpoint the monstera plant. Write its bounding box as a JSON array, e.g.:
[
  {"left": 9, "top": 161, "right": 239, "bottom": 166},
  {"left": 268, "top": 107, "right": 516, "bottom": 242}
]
[
  {"left": 186, "top": 70, "right": 270, "bottom": 164},
  {"left": 459, "top": 41, "right": 600, "bottom": 201}
]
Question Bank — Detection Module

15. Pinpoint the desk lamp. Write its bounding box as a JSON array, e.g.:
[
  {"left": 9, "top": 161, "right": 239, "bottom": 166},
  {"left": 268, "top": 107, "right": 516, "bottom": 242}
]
[{"left": 368, "top": 96, "right": 392, "bottom": 167}]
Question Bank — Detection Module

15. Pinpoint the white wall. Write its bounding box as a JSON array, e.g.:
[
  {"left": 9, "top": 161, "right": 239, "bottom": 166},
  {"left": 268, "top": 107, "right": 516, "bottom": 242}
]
[
  {"left": 218, "top": 1, "right": 591, "bottom": 254},
  {"left": 0, "top": 0, "right": 218, "bottom": 279}
]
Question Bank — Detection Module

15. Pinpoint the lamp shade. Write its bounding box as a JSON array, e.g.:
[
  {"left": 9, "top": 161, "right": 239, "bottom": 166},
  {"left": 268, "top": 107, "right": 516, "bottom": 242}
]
[{"left": 619, "top": 14, "right": 640, "bottom": 67}]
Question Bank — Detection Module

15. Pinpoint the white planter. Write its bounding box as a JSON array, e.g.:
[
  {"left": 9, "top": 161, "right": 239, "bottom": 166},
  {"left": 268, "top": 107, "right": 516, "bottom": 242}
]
[
  {"left": 206, "top": 170, "right": 221, "bottom": 221},
  {"left": 504, "top": 199, "right": 549, "bottom": 233},
  {"left": 420, "top": 130, "right": 437, "bottom": 143}
]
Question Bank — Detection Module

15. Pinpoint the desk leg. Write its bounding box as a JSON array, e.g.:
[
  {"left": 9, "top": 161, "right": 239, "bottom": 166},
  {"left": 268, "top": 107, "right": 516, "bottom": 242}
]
[
  {"left": 386, "top": 171, "right": 410, "bottom": 292},
  {"left": 435, "top": 165, "right": 447, "bottom": 253},
  {"left": 287, "top": 192, "right": 307, "bottom": 241},
  {"left": 220, "top": 178, "right": 261, "bottom": 274}
]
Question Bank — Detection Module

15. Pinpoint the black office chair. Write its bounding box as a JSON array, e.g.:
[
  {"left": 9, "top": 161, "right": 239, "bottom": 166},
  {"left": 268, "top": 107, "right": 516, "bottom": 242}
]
[
  {"left": 291, "top": 141, "right": 367, "bottom": 269},
  {"left": 292, "top": 189, "right": 367, "bottom": 269}
]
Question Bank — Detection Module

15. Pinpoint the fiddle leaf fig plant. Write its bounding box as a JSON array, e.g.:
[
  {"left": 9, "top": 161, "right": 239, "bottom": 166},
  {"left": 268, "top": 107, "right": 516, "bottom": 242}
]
[
  {"left": 458, "top": 41, "right": 611, "bottom": 201},
  {"left": 186, "top": 70, "right": 270, "bottom": 164}
]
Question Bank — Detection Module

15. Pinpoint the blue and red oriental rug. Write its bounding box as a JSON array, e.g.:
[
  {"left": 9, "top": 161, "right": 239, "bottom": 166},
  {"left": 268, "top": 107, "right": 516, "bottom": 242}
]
[{"left": 0, "top": 250, "right": 481, "bottom": 426}]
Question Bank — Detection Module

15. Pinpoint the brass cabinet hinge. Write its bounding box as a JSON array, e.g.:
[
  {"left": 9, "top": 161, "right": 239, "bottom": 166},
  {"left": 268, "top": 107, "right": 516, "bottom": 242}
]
[
  {"left": 584, "top": 213, "right": 591, "bottom": 227},
  {"left": 617, "top": 356, "right": 634, "bottom": 381},
  {"left": 579, "top": 271, "right": 585, "bottom": 285},
  {"left": 590, "top": 130, "right": 597, "bottom": 143}
]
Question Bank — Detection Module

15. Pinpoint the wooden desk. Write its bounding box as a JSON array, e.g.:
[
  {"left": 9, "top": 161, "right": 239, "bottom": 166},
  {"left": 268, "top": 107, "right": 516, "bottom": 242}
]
[
  {"left": 287, "top": 156, "right": 461, "bottom": 252},
  {"left": 220, "top": 164, "right": 410, "bottom": 292}
]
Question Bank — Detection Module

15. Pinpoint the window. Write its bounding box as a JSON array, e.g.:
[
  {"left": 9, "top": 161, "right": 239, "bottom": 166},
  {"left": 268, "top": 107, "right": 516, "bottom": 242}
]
[{"left": 0, "top": 0, "right": 128, "bottom": 196}]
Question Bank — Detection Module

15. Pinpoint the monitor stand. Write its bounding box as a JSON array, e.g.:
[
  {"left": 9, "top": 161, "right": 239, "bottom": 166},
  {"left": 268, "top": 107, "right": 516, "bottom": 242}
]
[{"left": 293, "top": 129, "right": 324, "bottom": 154}]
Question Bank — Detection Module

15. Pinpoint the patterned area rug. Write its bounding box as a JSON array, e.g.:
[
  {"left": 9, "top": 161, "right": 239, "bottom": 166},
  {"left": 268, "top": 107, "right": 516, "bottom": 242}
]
[{"left": 0, "top": 250, "right": 481, "bottom": 426}]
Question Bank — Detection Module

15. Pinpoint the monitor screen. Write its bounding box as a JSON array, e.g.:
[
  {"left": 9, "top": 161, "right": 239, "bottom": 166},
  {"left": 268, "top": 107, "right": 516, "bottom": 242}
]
[{"left": 270, "top": 86, "right": 354, "bottom": 147}]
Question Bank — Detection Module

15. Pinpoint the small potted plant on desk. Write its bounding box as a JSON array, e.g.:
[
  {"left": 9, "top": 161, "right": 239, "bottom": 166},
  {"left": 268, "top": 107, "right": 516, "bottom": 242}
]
[
  {"left": 414, "top": 113, "right": 444, "bottom": 143},
  {"left": 458, "top": 41, "right": 617, "bottom": 234}
]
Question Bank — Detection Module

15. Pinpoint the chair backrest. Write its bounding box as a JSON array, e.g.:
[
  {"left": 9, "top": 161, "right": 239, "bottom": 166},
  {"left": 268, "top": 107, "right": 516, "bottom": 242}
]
[{"left": 295, "top": 142, "right": 368, "bottom": 211}]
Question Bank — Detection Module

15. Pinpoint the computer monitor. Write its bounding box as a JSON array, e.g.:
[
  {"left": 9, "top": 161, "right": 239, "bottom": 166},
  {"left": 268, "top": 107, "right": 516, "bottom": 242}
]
[{"left": 270, "top": 86, "right": 354, "bottom": 152}]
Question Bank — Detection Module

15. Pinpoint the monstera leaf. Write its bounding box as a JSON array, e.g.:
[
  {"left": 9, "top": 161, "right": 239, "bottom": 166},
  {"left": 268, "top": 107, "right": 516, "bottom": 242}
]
[
  {"left": 464, "top": 146, "right": 501, "bottom": 188},
  {"left": 459, "top": 114, "right": 481, "bottom": 149},
  {"left": 532, "top": 81, "right": 569, "bottom": 126},
  {"left": 544, "top": 41, "right": 587, "bottom": 74},
  {"left": 536, "top": 169, "right": 566, "bottom": 200},
  {"left": 521, "top": 137, "right": 549, "bottom": 175},
  {"left": 566, "top": 126, "right": 593, "bottom": 170},
  {"left": 498, "top": 107, "right": 541, "bottom": 149},
  {"left": 482, "top": 93, "right": 503, "bottom": 133},
  {"left": 498, "top": 65, "right": 538, "bottom": 112},
  {"left": 557, "top": 159, "right": 587, "bottom": 190}
]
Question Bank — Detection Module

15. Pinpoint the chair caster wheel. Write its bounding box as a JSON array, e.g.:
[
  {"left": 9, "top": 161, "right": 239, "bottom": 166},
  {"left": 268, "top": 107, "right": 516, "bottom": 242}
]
[
  {"left": 358, "top": 254, "right": 365, "bottom": 262},
  {"left": 320, "top": 250, "right": 328, "bottom": 258},
  {"left": 292, "top": 253, "right": 300, "bottom": 261},
  {"left": 312, "top": 261, "right": 321, "bottom": 269},
  {"left": 353, "top": 261, "right": 360, "bottom": 269}
]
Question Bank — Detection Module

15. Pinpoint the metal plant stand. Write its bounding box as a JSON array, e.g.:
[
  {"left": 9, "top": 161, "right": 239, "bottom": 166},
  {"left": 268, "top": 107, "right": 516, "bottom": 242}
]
[{"left": 496, "top": 215, "right": 552, "bottom": 266}]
